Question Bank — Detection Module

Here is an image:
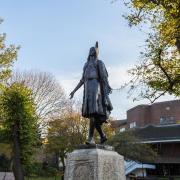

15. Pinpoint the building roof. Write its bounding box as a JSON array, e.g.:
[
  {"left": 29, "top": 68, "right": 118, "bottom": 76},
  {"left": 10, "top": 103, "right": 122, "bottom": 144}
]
[
  {"left": 128, "top": 99, "right": 180, "bottom": 113},
  {"left": 127, "top": 104, "right": 149, "bottom": 113},
  {"left": 135, "top": 124, "right": 180, "bottom": 143}
]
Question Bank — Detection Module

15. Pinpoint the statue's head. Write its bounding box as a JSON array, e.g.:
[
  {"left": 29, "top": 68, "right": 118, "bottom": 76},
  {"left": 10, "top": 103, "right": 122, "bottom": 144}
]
[
  {"left": 89, "top": 47, "right": 97, "bottom": 57},
  {"left": 87, "top": 41, "right": 99, "bottom": 61}
]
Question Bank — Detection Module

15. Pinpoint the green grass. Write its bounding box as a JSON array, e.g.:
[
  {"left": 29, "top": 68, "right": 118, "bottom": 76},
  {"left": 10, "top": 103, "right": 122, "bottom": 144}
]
[{"left": 25, "top": 177, "right": 61, "bottom": 180}]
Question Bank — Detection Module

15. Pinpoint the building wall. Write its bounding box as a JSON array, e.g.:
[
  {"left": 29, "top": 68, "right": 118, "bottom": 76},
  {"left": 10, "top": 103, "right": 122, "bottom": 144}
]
[
  {"left": 127, "top": 105, "right": 150, "bottom": 127},
  {"left": 126, "top": 100, "right": 180, "bottom": 128},
  {"left": 149, "top": 100, "right": 180, "bottom": 125}
]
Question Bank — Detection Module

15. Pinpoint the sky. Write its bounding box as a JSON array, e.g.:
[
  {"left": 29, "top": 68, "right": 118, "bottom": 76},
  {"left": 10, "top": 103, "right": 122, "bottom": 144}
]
[{"left": 0, "top": 0, "right": 176, "bottom": 119}]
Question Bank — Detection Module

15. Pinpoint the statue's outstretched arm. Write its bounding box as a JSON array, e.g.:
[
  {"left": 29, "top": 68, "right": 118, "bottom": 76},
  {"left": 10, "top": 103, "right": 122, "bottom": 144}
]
[{"left": 69, "top": 79, "right": 84, "bottom": 99}]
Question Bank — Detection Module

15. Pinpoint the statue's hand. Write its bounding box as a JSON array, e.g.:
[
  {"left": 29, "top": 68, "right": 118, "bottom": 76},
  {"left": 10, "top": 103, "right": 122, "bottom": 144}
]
[
  {"left": 109, "top": 87, "right": 112, "bottom": 94},
  {"left": 69, "top": 91, "right": 74, "bottom": 99},
  {"left": 108, "top": 85, "right": 113, "bottom": 94}
]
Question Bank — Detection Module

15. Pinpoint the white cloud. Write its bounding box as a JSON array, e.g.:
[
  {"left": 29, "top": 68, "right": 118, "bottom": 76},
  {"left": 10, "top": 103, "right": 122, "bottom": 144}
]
[
  {"left": 107, "top": 65, "right": 132, "bottom": 89},
  {"left": 57, "top": 72, "right": 83, "bottom": 99}
]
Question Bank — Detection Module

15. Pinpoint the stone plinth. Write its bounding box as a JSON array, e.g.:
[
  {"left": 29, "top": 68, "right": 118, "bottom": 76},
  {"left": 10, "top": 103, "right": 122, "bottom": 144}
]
[{"left": 64, "top": 145, "right": 126, "bottom": 180}]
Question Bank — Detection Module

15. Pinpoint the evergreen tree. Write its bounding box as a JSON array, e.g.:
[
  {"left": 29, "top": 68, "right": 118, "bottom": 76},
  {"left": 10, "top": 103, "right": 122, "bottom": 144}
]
[{"left": 1, "top": 83, "right": 38, "bottom": 180}]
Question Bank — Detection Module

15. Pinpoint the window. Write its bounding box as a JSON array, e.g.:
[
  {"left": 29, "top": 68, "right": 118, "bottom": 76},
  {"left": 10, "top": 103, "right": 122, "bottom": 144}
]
[
  {"left": 130, "top": 122, "right": 136, "bottom": 128},
  {"left": 160, "top": 116, "right": 175, "bottom": 125},
  {"left": 120, "top": 128, "right": 125, "bottom": 132}
]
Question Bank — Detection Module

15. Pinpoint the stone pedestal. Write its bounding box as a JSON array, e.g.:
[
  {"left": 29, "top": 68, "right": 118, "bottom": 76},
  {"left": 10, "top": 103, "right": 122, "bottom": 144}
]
[{"left": 64, "top": 145, "right": 126, "bottom": 180}]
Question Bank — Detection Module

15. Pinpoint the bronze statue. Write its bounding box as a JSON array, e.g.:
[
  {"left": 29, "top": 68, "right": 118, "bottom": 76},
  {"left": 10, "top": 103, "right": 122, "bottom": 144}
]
[{"left": 70, "top": 42, "right": 113, "bottom": 144}]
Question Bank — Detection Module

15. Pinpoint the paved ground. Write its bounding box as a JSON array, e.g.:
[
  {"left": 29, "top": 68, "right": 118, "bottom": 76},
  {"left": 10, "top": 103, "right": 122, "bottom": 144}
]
[{"left": 0, "top": 172, "right": 14, "bottom": 180}]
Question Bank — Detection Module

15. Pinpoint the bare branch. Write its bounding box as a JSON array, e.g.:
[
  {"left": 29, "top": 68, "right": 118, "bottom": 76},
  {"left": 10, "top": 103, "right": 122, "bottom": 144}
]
[{"left": 9, "top": 70, "right": 69, "bottom": 131}]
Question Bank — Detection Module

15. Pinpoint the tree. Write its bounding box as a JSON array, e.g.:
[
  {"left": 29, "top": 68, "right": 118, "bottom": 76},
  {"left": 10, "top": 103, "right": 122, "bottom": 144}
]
[
  {"left": 108, "top": 130, "right": 157, "bottom": 162},
  {"left": 45, "top": 111, "right": 88, "bottom": 178},
  {"left": 0, "top": 18, "right": 19, "bottom": 87},
  {"left": 121, "top": 0, "right": 180, "bottom": 102},
  {"left": 127, "top": 33, "right": 180, "bottom": 102},
  {"left": 0, "top": 83, "right": 39, "bottom": 180},
  {"left": 9, "top": 71, "right": 68, "bottom": 133},
  {"left": 0, "top": 17, "right": 19, "bottom": 175},
  {"left": 123, "top": 0, "right": 179, "bottom": 51}
]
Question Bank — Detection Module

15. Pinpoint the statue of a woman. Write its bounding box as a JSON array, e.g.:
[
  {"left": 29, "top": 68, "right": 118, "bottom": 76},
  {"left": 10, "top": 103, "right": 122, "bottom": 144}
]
[{"left": 70, "top": 42, "right": 113, "bottom": 144}]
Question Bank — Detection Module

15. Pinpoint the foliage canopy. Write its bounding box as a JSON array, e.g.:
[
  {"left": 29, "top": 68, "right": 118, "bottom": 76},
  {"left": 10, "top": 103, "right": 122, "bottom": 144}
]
[
  {"left": 108, "top": 130, "right": 157, "bottom": 162},
  {"left": 0, "top": 19, "right": 19, "bottom": 86},
  {"left": 0, "top": 83, "right": 39, "bottom": 171},
  {"left": 122, "top": 0, "right": 180, "bottom": 102}
]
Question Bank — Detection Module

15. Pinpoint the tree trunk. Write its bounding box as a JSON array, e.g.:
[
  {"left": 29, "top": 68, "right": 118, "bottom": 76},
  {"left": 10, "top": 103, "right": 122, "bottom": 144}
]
[
  {"left": 60, "top": 155, "right": 65, "bottom": 180},
  {"left": 175, "top": 37, "right": 180, "bottom": 53},
  {"left": 55, "top": 152, "right": 60, "bottom": 170},
  {"left": 12, "top": 123, "right": 24, "bottom": 180}
]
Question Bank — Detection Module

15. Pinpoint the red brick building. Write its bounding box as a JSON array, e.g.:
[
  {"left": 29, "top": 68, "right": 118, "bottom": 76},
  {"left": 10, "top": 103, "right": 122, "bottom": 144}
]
[
  {"left": 112, "top": 100, "right": 180, "bottom": 177},
  {"left": 113, "top": 99, "right": 180, "bottom": 131}
]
